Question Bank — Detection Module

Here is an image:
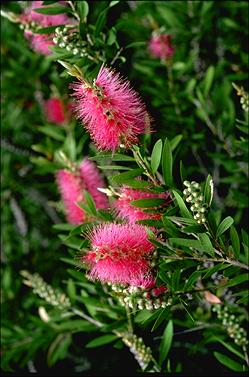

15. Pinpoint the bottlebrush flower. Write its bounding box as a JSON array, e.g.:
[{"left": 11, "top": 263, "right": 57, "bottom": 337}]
[
  {"left": 56, "top": 169, "right": 85, "bottom": 224},
  {"left": 21, "top": 1, "right": 69, "bottom": 55},
  {"left": 44, "top": 97, "right": 67, "bottom": 125},
  {"left": 84, "top": 223, "right": 156, "bottom": 287},
  {"left": 80, "top": 159, "right": 109, "bottom": 210},
  {"left": 115, "top": 186, "right": 170, "bottom": 223},
  {"left": 71, "top": 66, "right": 151, "bottom": 151},
  {"left": 148, "top": 33, "right": 174, "bottom": 61}
]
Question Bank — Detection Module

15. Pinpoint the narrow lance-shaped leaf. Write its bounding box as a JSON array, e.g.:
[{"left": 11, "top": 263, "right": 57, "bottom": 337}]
[
  {"left": 77, "top": 1, "right": 89, "bottom": 21},
  {"left": 203, "top": 66, "right": 215, "bottom": 96},
  {"left": 111, "top": 168, "right": 143, "bottom": 184},
  {"left": 130, "top": 198, "right": 166, "bottom": 208},
  {"left": 216, "top": 216, "right": 234, "bottom": 238},
  {"left": 34, "top": 6, "right": 71, "bottom": 15},
  {"left": 214, "top": 352, "right": 244, "bottom": 372},
  {"left": 170, "top": 134, "right": 183, "bottom": 152},
  {"left": 172, "top": 190, "right": 192, "bottom": 219},
  {"left": 85, "top": 334, "right": 118, "bottom": 348},
  {"left": 162, "top": 138, "right": 173, "bottom": 187},
  {"left": 151, "top": 139, "right": 162, "bottom": 173},
  {"left": 159, "top": 320, "right": 173, "bottom": 365},
  {"left": 230, "top": 225, "right": 240, "bottom": 258},
  {"left": 204, "top": 174, "right": 214, "bottom": 207}
]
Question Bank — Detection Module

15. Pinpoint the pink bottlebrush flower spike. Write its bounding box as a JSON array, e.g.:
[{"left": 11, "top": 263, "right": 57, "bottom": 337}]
[
  {"left": 71, "top": 66, "right": 151, "bottom": 151},
  {"left": 56, "top": 169, "right": 85, "bottom": 224},
  {"left": 44, "top": 97, "right": 67, "bottom": 125},
  {"left": 148, "top": 33, "right": 174, "bottom": 61},
  {"left": 21, "top": 1, "right": 69, "bottom": 55},
  {"left": 84, "top": 223, "right": 156, "bottom": 287},
  {"left": 80, "top": 159, "right": 109, "bottom": 210},
  {"left": 115, "top": 186, "right": 170, "bottom": 224}
]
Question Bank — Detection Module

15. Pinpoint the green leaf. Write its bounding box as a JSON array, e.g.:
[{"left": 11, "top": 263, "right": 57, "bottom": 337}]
[
  {"left": 172, "top": 190, "right": 192, "bottom": 218},
  {"left": 37, "top": 125, "right": 65, "bottom": 141},
  {"left": 67, "top": 279, "right": 76, "bottom": 303},
  {"left": 214, "top": 339, "right": 245, "bottom": 361},
  {"left": 85, "top": 334, "right": 118, "bottom": 348},
  {"left": 183, "top": 225, "right": 206, "bottom": 233},
  {"left": 230, "top": 226, "right": 240, "bottom": 258},
  {"left": 42, "top": 1, "right": 58, "bottom": 4},
  {"left": 225, "top": 273, "right": 249, "bottom": 288},
  {"left": 34, "top": 6, "right": 70, "bottom": 15},
  {"left": 83, "top": 190, "right": 97, "bottom": 216},
  {"left": 151, "top": 139, "right": 162, "bottom": 173},
  {"left": 95, "top": 9, "right": 107, "bottom": 36},
  {"left": 170, "top": 135, "right": 183, "bottom": 152},
  {"left": 169, "top": 238, "right": 203, "bottom": 249},
  {"left": 123, "top": 180, "right": 150, "bottom": 189},
  {"left": 130, "top": 198, "right": 166, "bottom": 208},
  {"left": 52, "top": 223, "right": 79, "bottom": 231},
  {"left": 204, "top": 174, "right": 214, "bottom": 207},
  {"left": 159, "top": 320, "right": 173, "bottom": 365},
  {"left": 184, "top": 270, "right": 203, "bottom": 290},
  {"left": 180, "top": 160, "right": 186, "bottom": 183},
  {"left": 55, "top": 320, "right": 95, "bottom": 332},
  {"left": 107, "top": 28, "right": 116, "bottom": 46},
  {"left": 162, "top": 217, "right": 182, "bottom": 237},
  {"left": 157, "top": 5, "right": 181, "bottom": 28},
  {"left": 134, "top": 309, "right": 154, "bottom": 324},
  {"left": 162, "top": 138, "right": 173, "bottom": 187},
  {"left": 98, "top": 165, "right": 132, "bottom": 170},
  {"left": 203, "top": 263, "right": 230, "bottom": 279},
  {"left": 151, "top": 308, "right": 170, "bottom": 332},
  {"left": 203, "top": 66, "right": 215, "bottom": 96},
  {"left": 216, "top": 217, "right": 234, "bottom": 238},
  {"left": 111, "top": 168, "right": 143, "bottom": 184},
  {"left": 89, "top": 153, "right": 134, "bottom": 162},
  {"left": 198, "top": 233, "right": 215, "bottom": 255},
  {"left": 60, "top": 257, "right": 82, "bottom": 267},
  {"left": 36, "top": 25, "right": 61, "bottom": 34},
  {"left": 109, "top": 0, "right": 119, "bottom": 6},
  {"left": 48, "top": 334, "right": 71, "bottom": 367},
  {"left": 63, "top": 133, "right": 76, "bottom": 161},
  {"left": 165, "top": 216, "right": 196, "bottom": 225},
  {"left": 214, "top": 352, "right": 244, "bottom": 372},
  {"left": 77, "top": 1, "right": 89, "bottom": 21}
]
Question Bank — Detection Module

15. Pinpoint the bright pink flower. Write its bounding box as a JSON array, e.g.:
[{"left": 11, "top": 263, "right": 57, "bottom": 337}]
[
  {"left": 84, "top": 223, "right": 156, "bottom": 286},
  {"left": 25, "top": 33, "right": 54, "bottom": 56},
  {"left": 80, "top": 159, "right": 109, "bottom": 210},
  {"left": 148, "top": 34, "right": 174, "bottom": 61},
  {"left": 44, "top": 97, "right": 67, "bottom": 124},
  {"left": 115, "top": 186, "right": 170, "bottom": 223},
  {"left": 56, "top": 169, "right": 85, "bottom": 224},
  {"left": 21, "top": 1, "right": 69, "bottom": 55},
  {"left": 71, "top": 66, "right": 150, "bottom": 151}
]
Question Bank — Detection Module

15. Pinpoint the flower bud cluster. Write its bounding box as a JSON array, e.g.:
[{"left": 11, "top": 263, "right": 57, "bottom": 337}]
[
  {"left": 110, "top": 283, "right": 172, "bottom": 311},
  {"left": 19, "top": 19, "right": 39, "bottom": 33},
  {"left": 53, "top": 26, "right": 87, "bottom": 57},
  {"left": 122, "top": 333, "right": 153, "bottom": 370},
  {"left": 212, "top": 305, "right": 248, "bottom": 347},
  {"left": 233, "top": 84, "right": 249, "bottom": 112},
  {"left": 183, "top": 180, "right": 207, "bottom": 224},
  {"left": 21, "top": 270, "right": 70, "bottom": 310},
  {"left": 240, "top": 92, "right": 249, "bottom": 112}
]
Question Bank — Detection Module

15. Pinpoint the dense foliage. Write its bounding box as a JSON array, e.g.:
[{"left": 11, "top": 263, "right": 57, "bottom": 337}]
[{"left": 1, "top": 1, "right": 248, "bottom": 375}]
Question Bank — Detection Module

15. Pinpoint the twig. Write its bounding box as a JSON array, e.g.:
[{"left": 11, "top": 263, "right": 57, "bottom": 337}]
[
  {"left": 71, "top": 307, "right": 103, "bottom": 327},
  {"left": 125, "top": 305, "right": 133, "bottom": 334},
  {"left": 67, "top": 1, "right": 80, "bottom": 22},
  {"left": 161, "top": 255, "right": 249, "bottom": 271}
]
